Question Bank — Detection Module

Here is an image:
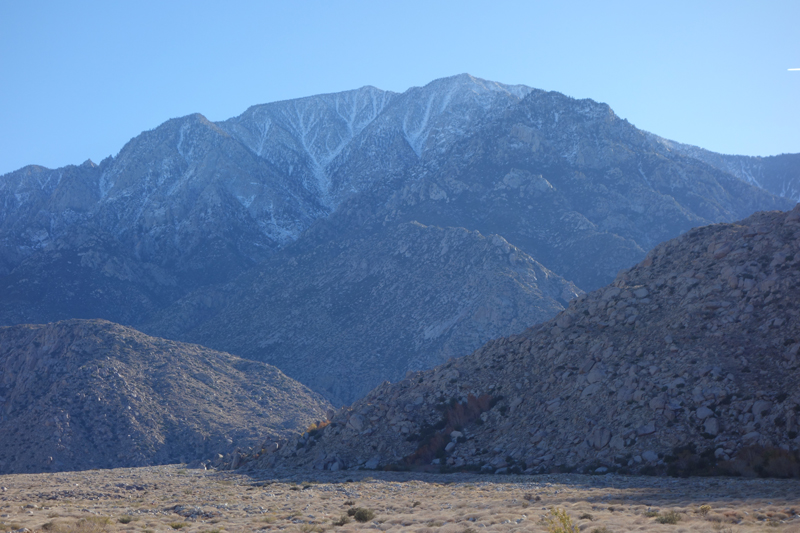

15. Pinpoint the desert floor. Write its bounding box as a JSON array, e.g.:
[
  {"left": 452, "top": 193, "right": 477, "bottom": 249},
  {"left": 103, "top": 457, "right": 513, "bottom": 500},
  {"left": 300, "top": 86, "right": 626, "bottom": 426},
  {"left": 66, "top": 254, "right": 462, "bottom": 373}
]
[{"left": 1, "top": 466, "right": 798, "bottom": 532}]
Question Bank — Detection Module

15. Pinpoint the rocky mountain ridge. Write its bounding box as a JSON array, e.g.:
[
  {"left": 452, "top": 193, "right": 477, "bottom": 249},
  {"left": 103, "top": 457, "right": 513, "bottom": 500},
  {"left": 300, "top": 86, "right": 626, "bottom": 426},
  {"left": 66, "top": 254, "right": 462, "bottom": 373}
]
[
  {"left": 647, "top": 133, "right": 800, "bottom": 202},
  {"left": 263, "top": 205, "right": 800, "bottom": 476},
  {"left": 0, "top": 74, "right": 795, "bottom": 407},
  {"left": 0, "top": 319, "right": 331, "bottom": 474}
]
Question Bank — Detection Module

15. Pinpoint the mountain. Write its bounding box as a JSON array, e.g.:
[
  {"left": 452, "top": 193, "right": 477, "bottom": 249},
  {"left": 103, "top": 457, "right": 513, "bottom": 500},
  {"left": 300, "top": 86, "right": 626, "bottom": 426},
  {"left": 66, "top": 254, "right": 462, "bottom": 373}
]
[
  {"left": 0, "top": 319, "right": 331, "bottom": 474},
  {"left": 146, "top": 222, "right": 581, "bottom": 405},
  {"left": 264, "top": 205, "right": 800, "bottom": 475},
  {"left": 647, "top": 134, "right": 800, "bottom": 202},
  {"left": 0, "top": 74, "right": 794, "bottom": 405}
]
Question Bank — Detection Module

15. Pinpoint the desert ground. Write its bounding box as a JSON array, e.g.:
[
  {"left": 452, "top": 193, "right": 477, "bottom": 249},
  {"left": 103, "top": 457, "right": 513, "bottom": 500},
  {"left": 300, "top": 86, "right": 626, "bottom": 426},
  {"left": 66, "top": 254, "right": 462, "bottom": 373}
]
[{"left": 0, "top": 466, "right": 798, "bottom": 533}]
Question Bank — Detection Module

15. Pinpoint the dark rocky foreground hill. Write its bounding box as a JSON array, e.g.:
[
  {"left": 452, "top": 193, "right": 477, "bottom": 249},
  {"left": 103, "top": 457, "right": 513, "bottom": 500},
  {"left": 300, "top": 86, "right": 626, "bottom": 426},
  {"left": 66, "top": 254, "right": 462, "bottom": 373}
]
[
  {"left": 0, "top": 320, "right": 331, "bottom": 474},
  {"left": 257, "top": 205, "right": 800, "bottom": 476}
]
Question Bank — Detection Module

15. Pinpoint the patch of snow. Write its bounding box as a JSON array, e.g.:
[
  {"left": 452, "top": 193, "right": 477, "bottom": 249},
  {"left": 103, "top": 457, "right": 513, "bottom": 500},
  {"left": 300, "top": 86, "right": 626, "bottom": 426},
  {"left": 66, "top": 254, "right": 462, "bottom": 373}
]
[
  {"left": 403, "top": 92, "right": 436, "bottom": 158},
  {"left": 638, "top": 163, "right": 653, "bottom": 189},
  {"left": 237, "top": 194, "right": 256, "bottom": 209}
]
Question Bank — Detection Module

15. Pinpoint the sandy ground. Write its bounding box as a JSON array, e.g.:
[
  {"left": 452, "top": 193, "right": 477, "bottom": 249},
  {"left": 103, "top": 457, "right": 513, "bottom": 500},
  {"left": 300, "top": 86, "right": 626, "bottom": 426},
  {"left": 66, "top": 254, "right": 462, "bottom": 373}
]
[{"left": 0, "top": 466, "right": 798, "bottom": 532}]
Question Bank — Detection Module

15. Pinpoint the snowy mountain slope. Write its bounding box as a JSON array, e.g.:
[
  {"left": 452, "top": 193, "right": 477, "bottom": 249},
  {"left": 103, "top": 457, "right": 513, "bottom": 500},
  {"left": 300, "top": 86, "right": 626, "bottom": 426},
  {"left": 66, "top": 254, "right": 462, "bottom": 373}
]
[
  {"left": 219, "top": 85, "right": 397, "bottom": 207},
  {"left": 220, "top": 74, "right": 534, "bottom": 208},
  {"left": 0, "top": 75, "right": 533, "bottom": 280}
]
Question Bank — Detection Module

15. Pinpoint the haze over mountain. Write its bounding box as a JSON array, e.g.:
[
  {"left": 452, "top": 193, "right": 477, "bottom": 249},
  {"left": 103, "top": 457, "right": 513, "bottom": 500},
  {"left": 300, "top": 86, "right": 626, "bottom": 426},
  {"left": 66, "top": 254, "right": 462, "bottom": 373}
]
[
  {"left": 0, "top": 74, "right": 795, "bottom": 404},
  {"left": 0, "top": 319, "right": 331, "bottom": 474}
]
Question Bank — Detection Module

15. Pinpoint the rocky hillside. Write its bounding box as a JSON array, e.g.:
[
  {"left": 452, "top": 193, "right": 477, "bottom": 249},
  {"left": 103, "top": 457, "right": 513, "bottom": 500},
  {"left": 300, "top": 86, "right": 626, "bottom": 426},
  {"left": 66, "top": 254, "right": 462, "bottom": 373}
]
[
  {"left": 147, "top": 222, "right": 581, "bottom": 405},
  {"left": 266, "top": 205, "right": 800, "bottom": 475},
  {"left": 142, "top": 84, "right": 790, "bottom": 404},
  {"left": 0, "top": 75, "right": 794, "bottom": 407},
  {"left": 0, "top": 320, "right": 331, "bottom": 474}
]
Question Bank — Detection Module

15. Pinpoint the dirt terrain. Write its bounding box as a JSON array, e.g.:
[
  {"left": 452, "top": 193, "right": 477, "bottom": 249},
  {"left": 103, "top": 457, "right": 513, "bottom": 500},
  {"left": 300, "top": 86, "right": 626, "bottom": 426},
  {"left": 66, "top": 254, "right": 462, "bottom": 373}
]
[{"left": 1, "top": 465, "right": 798, "bottom": 532}]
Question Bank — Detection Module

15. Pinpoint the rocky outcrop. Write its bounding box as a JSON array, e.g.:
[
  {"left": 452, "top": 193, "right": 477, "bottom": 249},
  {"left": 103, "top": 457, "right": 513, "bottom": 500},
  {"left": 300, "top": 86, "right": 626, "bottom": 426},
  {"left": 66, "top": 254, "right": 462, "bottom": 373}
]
[
  {"left": 268, "top": 205, "right": 800, "bottom": 475},
  {"left": 0, "top": 319, "right": 331, "bottom": 474}
]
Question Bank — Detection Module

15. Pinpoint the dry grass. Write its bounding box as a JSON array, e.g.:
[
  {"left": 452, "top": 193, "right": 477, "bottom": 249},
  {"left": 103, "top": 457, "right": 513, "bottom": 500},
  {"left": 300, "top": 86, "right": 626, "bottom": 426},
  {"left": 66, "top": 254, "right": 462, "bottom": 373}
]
[{"left": 0, "top": 465, "right": 799, "bottom": 532}]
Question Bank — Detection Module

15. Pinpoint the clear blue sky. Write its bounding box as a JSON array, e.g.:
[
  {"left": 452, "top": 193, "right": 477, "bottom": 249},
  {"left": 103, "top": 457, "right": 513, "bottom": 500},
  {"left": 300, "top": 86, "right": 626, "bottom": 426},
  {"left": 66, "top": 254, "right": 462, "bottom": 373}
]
[{"left": 1, "top": 0, "right": 798, "bottom": 176}]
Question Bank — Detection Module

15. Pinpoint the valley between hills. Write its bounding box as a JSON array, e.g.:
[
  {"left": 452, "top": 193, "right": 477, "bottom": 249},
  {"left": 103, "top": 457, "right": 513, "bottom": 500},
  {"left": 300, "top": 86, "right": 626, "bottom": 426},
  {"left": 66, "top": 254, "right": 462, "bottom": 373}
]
[{"left": 1, "top": 74, "right": 800, "bottom": 532}]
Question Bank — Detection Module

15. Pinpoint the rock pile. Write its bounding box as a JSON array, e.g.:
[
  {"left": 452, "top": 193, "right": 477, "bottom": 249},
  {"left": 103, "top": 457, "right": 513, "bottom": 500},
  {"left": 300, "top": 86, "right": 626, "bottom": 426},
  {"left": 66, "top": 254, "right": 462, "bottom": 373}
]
[
  {"left": 263, "top": 205, "right": 800, "bottom": 475},
  {"left": 0, "top": 319, "right": 331, "bottom": 474}
]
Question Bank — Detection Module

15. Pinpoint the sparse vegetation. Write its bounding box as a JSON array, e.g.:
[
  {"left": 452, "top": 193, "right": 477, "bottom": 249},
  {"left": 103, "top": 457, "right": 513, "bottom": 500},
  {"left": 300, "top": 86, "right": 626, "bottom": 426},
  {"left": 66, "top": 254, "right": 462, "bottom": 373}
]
[
  {"left": 655, "top": 510, "right": 682, "bottom": 524},
  {"left": 405, "top": 394, "right": 494, "bottom": 466},
  {"left": 546, "top": 507, "right": 579, "bottom": 533},
  {"left": 347, "top": 507, "right": 375, "bottom": 522},
  {"left": 40, "top": 517, "right": 113, "bottom": 533},
  {"left": 332, "top": 514, "right": 351, "bottom": 526},
  {"left": 1, "top": 464, "right": 798, "bottom": 533}
]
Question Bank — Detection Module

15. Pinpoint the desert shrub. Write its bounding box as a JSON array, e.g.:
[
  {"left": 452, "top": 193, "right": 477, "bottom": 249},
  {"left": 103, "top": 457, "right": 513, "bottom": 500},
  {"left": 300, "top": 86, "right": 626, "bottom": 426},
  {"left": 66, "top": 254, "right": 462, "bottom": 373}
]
[
  {"left": 41, "top": 517, "right": 114, "bottom": 533},
  {"left": 591, "top": 527, "right": 612, "bottom": 533},
  {"left": 404, "top": 394, "right": 494, "bottom": 466},
  {"left": 643, "top": 510, "right": 660, "bottom": 517},
  {"left": 579, "top": 513, "right": 594, "bottom": 520},
  {"left": 332, "top": 514, "right": 351, "bottom": 526},
  {"left": 698, "top": 504, "right": 712, "bottom": 516},
  {"left": 655, "top": 510, "right": 681, "bottom": 524},
  {"left": 118, "top": 515, "right": 136, "bottom": 524},
  {"left": 168, "top": 522, "right": 189, "bottom": 530},
  {"left": 350, "top": 507, "right": 375, "bottom": 523},
  {"left": 546, "top": 507, "right": 579, "bottom": 533},
  {"left": 720, "top": 446, "right": 800, "bottom": 478},
  {"left": 665, "top": 445, "right": 719, "bottom": 477},
  {"left": 306, "top": 419, "right": 330, "bottom": 437}
]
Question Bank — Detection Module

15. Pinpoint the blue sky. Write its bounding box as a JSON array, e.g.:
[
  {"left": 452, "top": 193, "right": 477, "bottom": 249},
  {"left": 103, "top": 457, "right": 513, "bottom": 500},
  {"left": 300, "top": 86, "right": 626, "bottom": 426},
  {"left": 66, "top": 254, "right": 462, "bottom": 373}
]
[{"left": 0, "top": 0, "right": 798, "bottom": 176}]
